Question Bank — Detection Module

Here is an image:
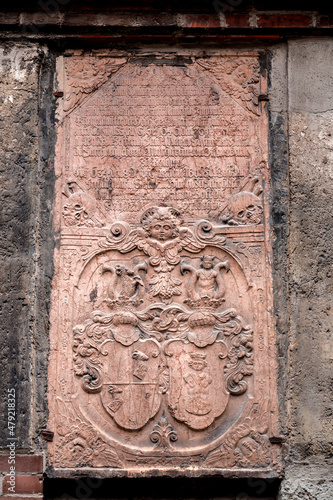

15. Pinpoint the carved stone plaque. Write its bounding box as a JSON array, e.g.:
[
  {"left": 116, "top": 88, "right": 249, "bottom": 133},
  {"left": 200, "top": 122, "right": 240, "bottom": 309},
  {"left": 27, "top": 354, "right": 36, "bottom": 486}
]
[{"left": 48, "top": 52, "right": 281, "bottom": 476}]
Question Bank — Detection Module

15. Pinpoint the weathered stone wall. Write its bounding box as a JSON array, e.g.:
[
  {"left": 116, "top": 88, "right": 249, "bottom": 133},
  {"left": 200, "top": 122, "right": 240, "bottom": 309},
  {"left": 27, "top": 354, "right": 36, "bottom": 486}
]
[
  {"left": 268, "top": 39, "right": 333, "bottom": 499},
  {"left": 0, "top": 43, "right": 55, "bottom": 452},
  {"left": 0, "top": 11, "right": 332, "bottom": 499},
  {"left": 279, "top": 38, "right": 333, "bottom": 499}
]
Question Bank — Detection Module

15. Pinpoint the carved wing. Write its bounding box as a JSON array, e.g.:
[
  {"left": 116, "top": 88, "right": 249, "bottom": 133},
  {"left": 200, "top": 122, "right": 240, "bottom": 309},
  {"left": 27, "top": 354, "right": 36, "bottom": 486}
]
[
  {"left": 179, "top": 227, "right": 205, "bottom": 253},
  {"left": 64, "top": 57, "right": 127, "bottom": 113},
  {"left": 196, "top": 58, "right": 260, "bottom": 116},
  {"left": 120, "top": 228, "right": 147, "bottom": 253}
]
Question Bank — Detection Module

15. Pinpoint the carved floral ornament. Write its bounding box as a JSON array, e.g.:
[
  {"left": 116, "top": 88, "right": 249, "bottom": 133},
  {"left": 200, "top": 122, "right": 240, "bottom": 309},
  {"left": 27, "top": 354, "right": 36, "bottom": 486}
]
[{"left": 51, "top": 200, "right": 278, "bottom": 472}]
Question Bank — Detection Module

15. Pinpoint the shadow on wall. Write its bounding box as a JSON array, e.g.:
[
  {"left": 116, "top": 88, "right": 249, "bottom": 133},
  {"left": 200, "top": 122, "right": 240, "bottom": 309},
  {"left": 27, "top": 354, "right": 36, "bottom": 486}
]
[{"left": 44, "top": 476, "right": 281, "bottom": 500}]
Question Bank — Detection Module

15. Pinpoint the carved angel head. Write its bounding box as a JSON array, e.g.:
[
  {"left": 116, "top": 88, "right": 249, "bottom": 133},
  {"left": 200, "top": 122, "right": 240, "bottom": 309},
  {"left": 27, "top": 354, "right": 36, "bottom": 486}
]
[
  {"left": 66, "top": 437, "right": 88, "bottom": 462},
  {"left": 141, "top": 206, "right": 182, "bottom": 241},
  {"left": 67, "top": 59, "right": 99, "bottom": 86}
]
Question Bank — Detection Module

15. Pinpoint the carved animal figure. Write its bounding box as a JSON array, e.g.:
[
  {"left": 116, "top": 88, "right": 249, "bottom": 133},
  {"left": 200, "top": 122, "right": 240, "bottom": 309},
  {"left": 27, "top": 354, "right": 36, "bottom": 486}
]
[{"left": 102, "top": 261, "right": 147, "bottom": 302}]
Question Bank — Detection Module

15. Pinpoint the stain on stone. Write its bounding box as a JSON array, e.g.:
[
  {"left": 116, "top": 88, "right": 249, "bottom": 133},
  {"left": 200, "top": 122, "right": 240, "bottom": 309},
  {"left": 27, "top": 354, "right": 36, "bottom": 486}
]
[{"left": 90, "top": 285, "right": 98, "bottom": 303}]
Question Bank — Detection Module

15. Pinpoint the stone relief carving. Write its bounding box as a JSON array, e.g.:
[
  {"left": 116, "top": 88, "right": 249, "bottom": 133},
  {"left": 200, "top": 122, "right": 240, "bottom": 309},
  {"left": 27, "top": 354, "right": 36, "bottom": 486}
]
[
  {"left": 204, "top": 399, "right": 271, "bottom": 469},
  {"left": 101, "top": 260, "right": 147, "bottom": 308},
  {"left": 218, "top": 175, "right": 263, "bottom": 226},
  {"left": 63, "top": 57, "right": 127, "bottom": 114},
  {"left": 49, "top": 202, "right": 279, "bottom": 471},
  {"left": 180, "top": 255, "right": 230, "bottom": 308},
  {"left": 62, "top": 179, "right": 104, "bottom": 227},
  {"left": 55, "top": 397, "right": 123, "bottom": 468},
  {"left": 72, "top": 206, "right": 253, "bottom": 436},
  {"left": 98, "top": 206, "right": 226, "bottom": 303},
  {"left": 49, "top": 55, "right": 280, "bottom": 476}
]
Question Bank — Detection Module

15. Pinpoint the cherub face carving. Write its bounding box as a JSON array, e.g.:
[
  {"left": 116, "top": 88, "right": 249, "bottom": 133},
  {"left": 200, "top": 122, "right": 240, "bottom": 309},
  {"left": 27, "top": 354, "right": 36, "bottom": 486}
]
[
  {"left": 149, "top": 221, "right": 174, "bottom": 241},
  {"left": 70, "top": 60, "right": 97, "bottom": 84},
  {"left": 141, "top": 206, "right": 182, "bottom": 241}
]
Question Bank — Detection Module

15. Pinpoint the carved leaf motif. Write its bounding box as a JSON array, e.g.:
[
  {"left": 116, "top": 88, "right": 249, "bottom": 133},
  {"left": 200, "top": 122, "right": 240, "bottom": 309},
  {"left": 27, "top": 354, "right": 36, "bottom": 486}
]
[
  {"left": 158, "top": 366, "right": 170, "bottom": 394},
  {"left": 91, "top": 444, "right": 123, "bottom": 468},
  {"left": 150, "top": 412, "right": 178, "bottom": 448},
  {"left": 148, "top": 271, "right": 182, "bottom": 303},
  {"left": 223, "top": 323, "right": 254, "bottom": 395},
  {"left": 55, "top": 398, "right": 123, "bottom": 468},
  {"left": 204, "top": 399, "right": 271, "bottom": 468},
  {"left": 56, "top": 397, "right": 83, "bottom": 437}
]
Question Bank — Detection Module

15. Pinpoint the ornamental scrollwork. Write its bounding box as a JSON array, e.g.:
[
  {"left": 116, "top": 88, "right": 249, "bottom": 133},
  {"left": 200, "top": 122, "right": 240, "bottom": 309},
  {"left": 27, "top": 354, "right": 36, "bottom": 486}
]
[{"left": 72, "top": 205, "right": 254, "bottom": 433}]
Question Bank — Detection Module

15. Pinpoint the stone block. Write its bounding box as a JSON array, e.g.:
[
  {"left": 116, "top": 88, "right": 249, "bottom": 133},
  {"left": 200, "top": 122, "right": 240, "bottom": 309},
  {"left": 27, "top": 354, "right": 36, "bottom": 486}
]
[{"left": 47, "top": 50, "right": 281, "bottom": 477}]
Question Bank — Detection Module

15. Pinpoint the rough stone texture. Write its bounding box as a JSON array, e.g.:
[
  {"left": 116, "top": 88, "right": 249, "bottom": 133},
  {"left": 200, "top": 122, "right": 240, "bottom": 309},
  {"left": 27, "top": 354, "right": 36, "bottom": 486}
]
[
  {"left": 277, "top": 38, "right": 333, "bottom": 498},
  {"left": 266, "top": 44, "right": 289, "bottom": 443},
  {"left": 279, "top": 464, "right": 333, "bottom": 499},
  {"left": 288, "top": 38, "right": 333, "bottom": 458},
  {"left": 0, "top": 43, "right": 55, "bottom": 451}
]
